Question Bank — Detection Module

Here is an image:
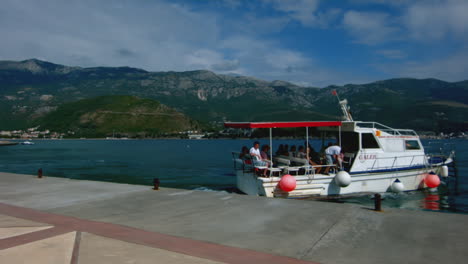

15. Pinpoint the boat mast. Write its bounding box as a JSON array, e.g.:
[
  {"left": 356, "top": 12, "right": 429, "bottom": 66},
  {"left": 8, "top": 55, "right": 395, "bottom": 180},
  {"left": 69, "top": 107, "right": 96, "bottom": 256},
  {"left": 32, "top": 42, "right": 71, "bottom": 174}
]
[{"left": 332, "top": 90, "right": 353, "bottom": 121}]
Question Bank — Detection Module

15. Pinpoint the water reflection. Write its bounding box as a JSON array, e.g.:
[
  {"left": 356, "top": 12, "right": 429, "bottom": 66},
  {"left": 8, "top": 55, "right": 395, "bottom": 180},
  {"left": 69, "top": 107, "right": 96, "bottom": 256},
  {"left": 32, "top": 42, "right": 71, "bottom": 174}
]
[
  {"left": 335, "top": 190, "right": 460, "bottom": 213},
  {"left": 423, "top": 194, "right": 440, "bottom": 211}
]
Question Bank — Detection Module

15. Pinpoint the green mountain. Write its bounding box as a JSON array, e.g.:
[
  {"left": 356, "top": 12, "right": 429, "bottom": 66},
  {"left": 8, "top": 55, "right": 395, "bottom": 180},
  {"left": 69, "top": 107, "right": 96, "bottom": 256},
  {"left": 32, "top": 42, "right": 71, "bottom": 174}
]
[
  {"left": 0, "top": 59, "right": 466, "bottom": 133},
  {"left": 35, "top": 95, "right": 201, "bottom": 138}
]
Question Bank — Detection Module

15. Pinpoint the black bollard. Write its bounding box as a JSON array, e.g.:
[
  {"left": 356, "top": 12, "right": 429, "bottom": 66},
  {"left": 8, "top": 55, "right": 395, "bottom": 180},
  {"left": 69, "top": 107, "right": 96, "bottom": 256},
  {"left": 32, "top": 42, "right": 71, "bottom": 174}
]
[
  {"left": 374, "top": 193, "right": 382, "bottom": 211},
  {"left": 153, "top": 178, "right": 160, "bottom": 190},
  {"left": 37, "top": 168, "right": 43, "bottom": 178}
]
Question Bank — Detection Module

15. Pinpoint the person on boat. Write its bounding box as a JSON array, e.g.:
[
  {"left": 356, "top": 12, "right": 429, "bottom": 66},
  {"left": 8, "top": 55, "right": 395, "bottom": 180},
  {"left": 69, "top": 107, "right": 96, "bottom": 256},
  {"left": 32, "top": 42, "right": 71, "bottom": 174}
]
[
  {"left": 250, "top": 141, "right": 270, "bottom": 176},
  {"left": 308, "top": 146, "right": 321, "bottom": 164},
  {"left": 306, "top": 146, "right": 322, "bottom": 174},
  {"left": 337, "top": 151, "right": 344, "bottom": 171},
  {"left": 297, "top": 145, "right": 306, "bottom": 159},
  {"left": 282, "top": 144, "right": 289, "bottom": 156},
  {"left": 250, "top": 141, "right": 262, "bottom": 161},
  {"left": 275, "top": 144, "right": 284, "bottom": 156},
  {"left": 239, "top": 146, "right": 249, "bottom": 159},
  {"left": 260, "top": 145, "right": 272, "bottom": 166},
  {"left": 325, "top": 142, "right": 341, "bottom": 172},
  {"left": 288, "top": 145, "right": 297, "bottom": 157}
]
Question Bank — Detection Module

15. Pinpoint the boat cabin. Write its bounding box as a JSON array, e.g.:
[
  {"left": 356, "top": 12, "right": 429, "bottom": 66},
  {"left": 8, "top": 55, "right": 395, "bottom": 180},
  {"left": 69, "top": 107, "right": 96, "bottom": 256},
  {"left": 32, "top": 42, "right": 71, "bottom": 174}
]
[
  {"left": 226, "top": 120, "right": 426, "bottom": 176},
  {"left": 322, "top": 121, "right": 426, "bottom": 174}
]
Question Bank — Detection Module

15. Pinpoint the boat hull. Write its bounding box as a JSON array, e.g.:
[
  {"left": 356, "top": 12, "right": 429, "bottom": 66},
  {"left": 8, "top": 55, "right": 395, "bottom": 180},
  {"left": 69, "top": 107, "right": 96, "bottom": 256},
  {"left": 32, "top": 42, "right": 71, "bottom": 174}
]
[{"left": 236, "top": 167, "right": 441, "bottom": 198}]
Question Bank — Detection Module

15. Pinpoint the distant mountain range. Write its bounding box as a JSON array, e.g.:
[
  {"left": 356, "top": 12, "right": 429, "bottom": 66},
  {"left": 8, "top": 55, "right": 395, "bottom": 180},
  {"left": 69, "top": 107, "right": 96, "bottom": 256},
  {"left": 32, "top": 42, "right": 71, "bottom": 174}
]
[{"left": 0, "top": 59, "right": 467, "bottom": 133}]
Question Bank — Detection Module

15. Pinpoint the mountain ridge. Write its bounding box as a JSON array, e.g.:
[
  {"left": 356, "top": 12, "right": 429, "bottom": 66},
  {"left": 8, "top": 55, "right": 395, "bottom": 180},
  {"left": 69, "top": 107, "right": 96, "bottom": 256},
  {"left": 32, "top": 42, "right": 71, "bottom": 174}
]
[
  {"left": 36, "top": 95, "right": 201, "bottom": 138},
  {"left": 0, "top": 59, "right": 466, "bottom": 133}
]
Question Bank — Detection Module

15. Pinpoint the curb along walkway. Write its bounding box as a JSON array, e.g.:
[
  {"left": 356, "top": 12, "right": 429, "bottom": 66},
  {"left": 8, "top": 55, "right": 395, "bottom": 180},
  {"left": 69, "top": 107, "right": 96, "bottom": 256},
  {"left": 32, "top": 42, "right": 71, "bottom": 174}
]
[{"left": 0, "top": 202, "right": 317, "bottom": 264}]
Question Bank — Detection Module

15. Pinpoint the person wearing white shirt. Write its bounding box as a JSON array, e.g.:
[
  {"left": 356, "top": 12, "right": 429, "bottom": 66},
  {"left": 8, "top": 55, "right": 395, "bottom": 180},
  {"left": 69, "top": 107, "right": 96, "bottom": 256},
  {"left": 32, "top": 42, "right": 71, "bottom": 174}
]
[
  {"left": 250, "top": 141, "right": 268, "bottom": 176},
  {"left": 325, "top": 142, "right": 342, "bottom": 171},
  {"left": 249, "top": 141, "right": 262, "bottom": 161}
]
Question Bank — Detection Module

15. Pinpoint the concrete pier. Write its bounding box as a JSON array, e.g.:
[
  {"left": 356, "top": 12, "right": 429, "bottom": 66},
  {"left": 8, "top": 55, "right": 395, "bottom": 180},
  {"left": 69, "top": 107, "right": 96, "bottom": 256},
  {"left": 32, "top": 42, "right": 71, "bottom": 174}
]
[{"left": 0, "top": 172, "right": 467, "bottom": 264}]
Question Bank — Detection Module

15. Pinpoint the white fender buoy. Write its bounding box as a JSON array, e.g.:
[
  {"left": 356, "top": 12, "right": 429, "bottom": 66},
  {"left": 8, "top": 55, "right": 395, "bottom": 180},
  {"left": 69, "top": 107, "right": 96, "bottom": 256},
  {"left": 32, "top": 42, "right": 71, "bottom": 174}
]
[
  {"left": 335, "top": 171, "right": 351, "bottom": 187},
  {"left": 391, "top": 179, "right": 405, "bottom": 193},
  {"left": 440, "top": 166, "right": 449, "bottom": 177}
]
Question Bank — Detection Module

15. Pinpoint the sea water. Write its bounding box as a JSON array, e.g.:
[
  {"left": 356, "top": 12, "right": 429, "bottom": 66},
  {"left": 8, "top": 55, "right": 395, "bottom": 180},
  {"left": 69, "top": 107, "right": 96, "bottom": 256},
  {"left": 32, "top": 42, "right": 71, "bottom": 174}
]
[{"left": 0, "top": 138, "right": 466, "bottom": 213}]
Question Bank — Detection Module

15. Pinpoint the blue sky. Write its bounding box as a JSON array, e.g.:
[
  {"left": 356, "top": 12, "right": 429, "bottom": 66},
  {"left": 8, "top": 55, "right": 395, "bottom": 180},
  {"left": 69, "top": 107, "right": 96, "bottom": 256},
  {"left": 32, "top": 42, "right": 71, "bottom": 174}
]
[{"left": 1, "top": 0, "right": 467, "bottom": 87}]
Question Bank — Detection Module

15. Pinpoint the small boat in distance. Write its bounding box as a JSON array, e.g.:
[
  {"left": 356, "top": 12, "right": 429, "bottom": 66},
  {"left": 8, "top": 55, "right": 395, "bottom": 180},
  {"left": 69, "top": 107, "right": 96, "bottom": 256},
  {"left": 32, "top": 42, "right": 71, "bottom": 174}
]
[
  {"left": 21, "top": 140, "right": 35, "bottom": 145},
  {"left": 226, "top": 92, "right": 455, "bottom": 198},
  {"left": 0, "top": 140, "right": 18, "bottom": 146}
]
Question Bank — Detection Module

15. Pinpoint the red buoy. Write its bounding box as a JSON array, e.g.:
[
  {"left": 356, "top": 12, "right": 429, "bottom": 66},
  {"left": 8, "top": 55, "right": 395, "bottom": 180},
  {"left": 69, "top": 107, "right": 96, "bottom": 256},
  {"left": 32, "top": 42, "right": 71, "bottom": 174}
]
[
  {"left": 424, "top": 172, "right": 440, "bottom": 188},
  {"left": 279, "top": 174, "right": 296, "bottom": 192}
]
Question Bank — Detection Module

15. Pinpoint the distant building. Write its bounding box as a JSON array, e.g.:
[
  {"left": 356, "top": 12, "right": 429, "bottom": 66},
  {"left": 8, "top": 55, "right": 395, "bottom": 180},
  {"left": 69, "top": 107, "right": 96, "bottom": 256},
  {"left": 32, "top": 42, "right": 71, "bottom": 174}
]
[
  {"left": 188, "top": 134, "right": 204, "bottom": 139},
  {"left": 0, "top": 131, "right": 12, "bottom": 136}
]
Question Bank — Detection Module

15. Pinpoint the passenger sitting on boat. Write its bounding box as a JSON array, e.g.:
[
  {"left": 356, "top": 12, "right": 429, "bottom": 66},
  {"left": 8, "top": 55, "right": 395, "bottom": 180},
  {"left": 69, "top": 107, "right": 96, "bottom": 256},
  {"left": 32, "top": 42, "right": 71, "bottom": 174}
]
[
  {"left": 250, "top": 141, "right": 269, "bottom": 176},
  {"left": 306, "top": 146, "right": 322, "bottom": 174},
  {"left": 275, "top": 144, "right": 284, "bottom": 156},
  {"left": 325, "top": 142, "right": 341, "bottom": 172},
  {"left": 288, "top": 145, "right": 297, "bottom": 157},
  {"left": 308, "top": 146, "right": 321, "bottom": 164},
  {"left": 260, "top": 145, "right": 272, "bottom": 166},
  {"left": 239, "top": 146, "right": 249, "bottom": 159},
  {"left": 282, "top": 144, "right": 289, "bottom": 156},
  {"left": 297, "top": 145, "right": 306, "bottom": 158}
]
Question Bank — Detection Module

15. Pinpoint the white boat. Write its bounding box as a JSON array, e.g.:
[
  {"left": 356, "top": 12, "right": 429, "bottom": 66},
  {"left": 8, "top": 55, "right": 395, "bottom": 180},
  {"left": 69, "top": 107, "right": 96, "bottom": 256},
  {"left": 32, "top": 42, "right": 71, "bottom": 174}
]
[
  {"left": 21, "top": 140, "right": 34, "bottom": 145},
  {"left": 226, "top": 96, "right": 455, "bottom": 198}
]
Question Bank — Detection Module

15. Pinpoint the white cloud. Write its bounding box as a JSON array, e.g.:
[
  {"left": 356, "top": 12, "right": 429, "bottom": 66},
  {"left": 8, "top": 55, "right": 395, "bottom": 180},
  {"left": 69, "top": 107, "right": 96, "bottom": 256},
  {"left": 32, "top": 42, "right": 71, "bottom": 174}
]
[
  {"left": 230, "top": 14, "right": 291, "bottom": 36},
  {"left": 267, "top": 0, "right": 319, "bottom": 24},
  {"left": 377, "top": 49, "right": 407, "bottom": 60},
  {"left": 0, "top": 0, "right": 335, "bottom": 83},
  {"left": 403, "top": 0, "right": 468, "bottom": 41},
  {"left": 0, "top": 0, "right": 220, "bottom": 71},
  {"left": 220, "top": 35, "right": 368, "bottom": 87},
  {"left": 185, "top": 49, "right": 241, "bottom": 73},
  {"left": 221, "top": 0, "right": 243, "bottom": 9},
  {"left": 265, "top": 0, "right": 340, "bottom": 27},
  {"left": 349, "top": 0, "right": 411, "bottom": 6},
  {"left": 342, "top": 10, "right": 400, "bottom": 45},
  {"left": 5, "top": 0, "right": 464, "bottom": 88},
  {"left": 265, "top": 50, "right": 310, "bottom": 71},
  {"left": 378, "top": 46, "right": 468, "bottom": 82}
]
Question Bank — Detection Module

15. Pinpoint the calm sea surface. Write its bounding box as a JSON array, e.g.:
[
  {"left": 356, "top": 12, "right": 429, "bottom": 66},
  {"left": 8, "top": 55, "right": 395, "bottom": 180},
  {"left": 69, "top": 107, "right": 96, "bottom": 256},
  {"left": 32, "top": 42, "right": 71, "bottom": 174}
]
[{"left": 1, "top": 138, "right": 466, "bottom": 213}]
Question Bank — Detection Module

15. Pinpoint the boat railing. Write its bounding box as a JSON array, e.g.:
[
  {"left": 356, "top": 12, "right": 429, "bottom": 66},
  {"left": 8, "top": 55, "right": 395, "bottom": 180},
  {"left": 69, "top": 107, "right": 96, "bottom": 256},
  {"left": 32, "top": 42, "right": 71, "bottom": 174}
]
[
  {"left": 274, "top": 155, "right": 341, "bottom": 177},
  {"left": 230, "top": 153, "right": 341, "bottom": 177},
  {"left": 367, "top": 154, "right": 428, "bottom": 171},
  {"left": 304, "top": 164, "right": 337, "bottom": 177},
  {"left": 231, "top": 152, "right": 254, "bottom": 172},
  {"left": 355, "top": 122, "right": 417, "bottom": 136},
  {"left": 424, "top": 142, "right": 456, "bottom": 166}
]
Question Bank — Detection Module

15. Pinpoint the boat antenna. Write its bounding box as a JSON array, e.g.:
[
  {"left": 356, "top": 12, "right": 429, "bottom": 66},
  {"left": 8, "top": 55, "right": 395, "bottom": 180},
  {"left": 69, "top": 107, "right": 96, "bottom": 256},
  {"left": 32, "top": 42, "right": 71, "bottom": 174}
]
[{"left": 332, "top": 90, "right": 353, "bottom": 121}]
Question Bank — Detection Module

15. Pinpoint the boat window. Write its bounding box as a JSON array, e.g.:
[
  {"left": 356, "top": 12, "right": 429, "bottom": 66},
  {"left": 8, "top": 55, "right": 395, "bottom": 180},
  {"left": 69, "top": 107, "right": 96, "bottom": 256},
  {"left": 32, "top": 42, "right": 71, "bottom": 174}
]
[
  {"left": 341, "top": 132, "right": 359, "bottom": 152},
  {"left": 405, "top": 140, "right": 421, "bottom": 150},
  {"left": 361, "top": 133, "right": 380, "bottom": 149}
]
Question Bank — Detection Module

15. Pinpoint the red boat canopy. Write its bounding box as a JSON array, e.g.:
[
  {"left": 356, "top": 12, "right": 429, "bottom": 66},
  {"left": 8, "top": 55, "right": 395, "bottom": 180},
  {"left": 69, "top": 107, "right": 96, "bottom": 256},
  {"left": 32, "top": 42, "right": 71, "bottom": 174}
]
[{"left": 224, "top": 121, "right": 342, "bottom": 129}]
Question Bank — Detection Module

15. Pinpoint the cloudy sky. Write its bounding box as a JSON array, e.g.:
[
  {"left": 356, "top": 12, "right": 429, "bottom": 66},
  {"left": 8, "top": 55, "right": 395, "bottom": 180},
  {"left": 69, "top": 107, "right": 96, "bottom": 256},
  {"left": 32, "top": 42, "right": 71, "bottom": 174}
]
[{"left": 1, "top": 0, "right": 467, "bottom": 87}]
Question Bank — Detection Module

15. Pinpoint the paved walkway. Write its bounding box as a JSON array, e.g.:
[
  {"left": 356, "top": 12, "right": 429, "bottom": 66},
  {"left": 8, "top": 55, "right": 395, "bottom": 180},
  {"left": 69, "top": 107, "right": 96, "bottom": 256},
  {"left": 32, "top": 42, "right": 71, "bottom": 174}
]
[
  {"left": 0, "top": 203, "right": 316, "bottom": 264},
  {"left": 1, "top": 172, "right": 468, "bottom": 264}
]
